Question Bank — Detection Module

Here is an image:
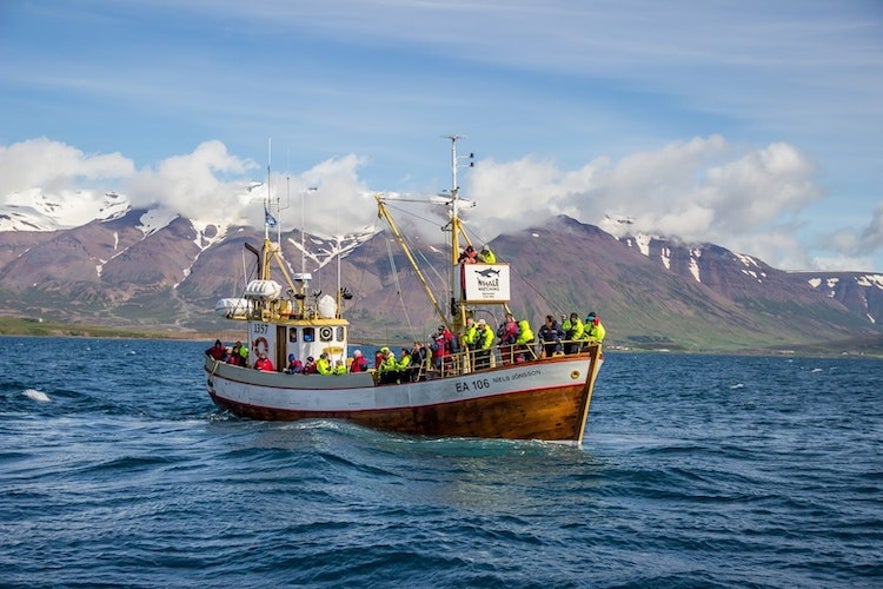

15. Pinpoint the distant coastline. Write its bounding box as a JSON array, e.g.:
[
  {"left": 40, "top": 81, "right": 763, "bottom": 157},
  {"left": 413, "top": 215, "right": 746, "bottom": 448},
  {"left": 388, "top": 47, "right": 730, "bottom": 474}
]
[
  {"left": 0, "top": 316, "right": 237, "bottom": 342},
  {"left": 2, "top": 315, "right": 881, "bottom": 358}
]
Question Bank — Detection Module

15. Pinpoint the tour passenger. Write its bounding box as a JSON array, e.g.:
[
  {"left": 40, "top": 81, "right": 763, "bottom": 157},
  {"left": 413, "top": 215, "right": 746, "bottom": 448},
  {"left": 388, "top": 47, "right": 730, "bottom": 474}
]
[
  {"left": 377, "top": 347, "right": 398, "bottom": 384},
  {"left": 476, "top": 245, "right": 496, "bottom": 263},
  {"left": 432, "top": 324, "right": 454, "bottom": 370},
  {"left": 349, "top": 349, "right": 368, "bottom": 373},
  {"left": 316, "top": 352, "right": 333, "bottom": 375},
  {"left": 285, "top": 354, "right": 303, "bottom": 374},
  {"left": 206, "top": 339, "right": 227, "bottom": 361},
  {"left": 538, "top": 315, "right": 565, "bottom": 357},
  {"left": 473, "top": 318, "right": 494, "bottom": 370},
  {"left": 496, "top": 312, "right": 521, "bottom": 364},
  {"left": 514, "top": 318, "right": 535, "bottom": 362},
  {"left": 397, "top": 348, "right": 413, "bottom": 383},
  {"left": 254, "top": 352, "right": 274, "bottom": 372},
  {"left": 583, "top": 312, "right": 607, "bottom": 345},
  {"left": 562, "top": 312, "right": 585, "bottom": 354},
  {"left": 457, "top": 244, "right": 477, "bottom": 264}
]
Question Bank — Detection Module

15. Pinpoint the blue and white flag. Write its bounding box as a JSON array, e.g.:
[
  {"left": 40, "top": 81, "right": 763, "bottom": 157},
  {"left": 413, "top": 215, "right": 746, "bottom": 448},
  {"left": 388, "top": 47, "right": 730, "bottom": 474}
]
[{"left": 264, "top": 206, "right": 277, "bottom": 227}]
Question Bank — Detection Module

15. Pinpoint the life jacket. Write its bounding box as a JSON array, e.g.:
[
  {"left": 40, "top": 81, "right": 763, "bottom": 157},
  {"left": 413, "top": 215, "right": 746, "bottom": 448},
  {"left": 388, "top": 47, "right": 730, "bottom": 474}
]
[
  {"left": 476, "top": 325, "right": 494, "bottom": 349},
  {"left": 477, "top": 249, "right": 496, "bottom": 263},
  {"left": 515, "top": 320, "right": 534, "bottom": 345},
  {"left": 563, "top": 318, "right": 585, "bottom": 340},
  {"left": 316, "top": 357, "right": 332, "bottom": 375}
]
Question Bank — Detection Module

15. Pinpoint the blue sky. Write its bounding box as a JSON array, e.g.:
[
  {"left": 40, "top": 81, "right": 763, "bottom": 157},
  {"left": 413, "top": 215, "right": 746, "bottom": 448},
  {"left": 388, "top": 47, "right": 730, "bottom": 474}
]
[{"left": 1, "top": 0, "right": 882, "bottom": 272}]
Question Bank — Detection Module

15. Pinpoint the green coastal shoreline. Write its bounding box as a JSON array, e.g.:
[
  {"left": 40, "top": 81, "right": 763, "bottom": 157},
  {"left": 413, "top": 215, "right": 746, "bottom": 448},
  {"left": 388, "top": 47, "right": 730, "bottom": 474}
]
[{"left": 2, "top": 316, "right": 881, "bottom": 359}]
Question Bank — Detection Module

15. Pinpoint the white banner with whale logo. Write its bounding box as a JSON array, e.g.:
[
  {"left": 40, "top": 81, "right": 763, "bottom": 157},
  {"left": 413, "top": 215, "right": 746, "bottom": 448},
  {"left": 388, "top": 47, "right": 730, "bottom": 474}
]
[{"left": 461, "top": 264, "right": 511, "bottom": 303}]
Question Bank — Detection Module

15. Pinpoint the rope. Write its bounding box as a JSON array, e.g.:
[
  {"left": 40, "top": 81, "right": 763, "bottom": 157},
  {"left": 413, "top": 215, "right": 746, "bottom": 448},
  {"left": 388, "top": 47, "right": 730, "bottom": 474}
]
[{"left": 385, "top": 237, "right": 416, "bottom": 339}]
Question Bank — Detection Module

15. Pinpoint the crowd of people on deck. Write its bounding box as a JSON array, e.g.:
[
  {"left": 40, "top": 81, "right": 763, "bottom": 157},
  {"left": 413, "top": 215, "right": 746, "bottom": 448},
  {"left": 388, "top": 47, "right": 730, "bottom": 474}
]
[
  {"left": 205, "top": 240, "right": 607, "bottom": 382},
  {"left": 205, "top": 309, "right": 604, "bottom": 382}
]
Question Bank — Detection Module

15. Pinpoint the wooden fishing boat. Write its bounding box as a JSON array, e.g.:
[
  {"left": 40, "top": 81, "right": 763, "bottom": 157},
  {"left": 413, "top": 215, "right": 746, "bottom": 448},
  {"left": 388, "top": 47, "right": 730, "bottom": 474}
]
[{"left": 204, "top": 137, "right": 603, "bottom": 444}]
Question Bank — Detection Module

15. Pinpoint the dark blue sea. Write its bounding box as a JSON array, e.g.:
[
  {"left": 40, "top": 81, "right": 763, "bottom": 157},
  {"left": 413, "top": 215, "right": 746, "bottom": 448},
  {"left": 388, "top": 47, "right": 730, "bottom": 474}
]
[{"left": 1, "top": 336, "right": 880, "bottom": 588}]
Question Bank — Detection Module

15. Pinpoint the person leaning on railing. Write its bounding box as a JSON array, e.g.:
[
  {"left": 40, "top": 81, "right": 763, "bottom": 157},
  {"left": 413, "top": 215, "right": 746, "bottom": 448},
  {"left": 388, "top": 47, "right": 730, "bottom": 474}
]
[
  {"left": 583, "top": 312, "right": 606, "bottom": 346},
  {"left": 538, "top": 315, "right": 565, "bottom": 357},
  {"left": 514, "top": 318, "right": 535, "bottom": 362},
  {"left": 562, "top": 312, "right": 585, "bottom": 354}
]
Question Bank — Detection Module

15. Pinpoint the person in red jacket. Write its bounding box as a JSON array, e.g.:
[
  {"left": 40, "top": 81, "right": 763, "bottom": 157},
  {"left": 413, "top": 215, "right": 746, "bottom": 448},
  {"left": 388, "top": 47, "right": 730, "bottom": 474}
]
[
  {"left": 350, "top": 349, "right": 368, "bottom": 372},
  {"left": 206, "top": 339, "right": 227, "bottom": 361},
  {"left": 254, "top": 352, "right": 274, "bottom": 372}
]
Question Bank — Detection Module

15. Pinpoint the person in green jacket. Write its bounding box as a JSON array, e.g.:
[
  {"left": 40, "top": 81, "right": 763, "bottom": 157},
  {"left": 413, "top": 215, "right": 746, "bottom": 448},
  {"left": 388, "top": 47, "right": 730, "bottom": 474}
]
[
  {"left": 476, "top": 244, "right": 496, "bottom": 263},
  {"left": 316, "top": 352, "right": 333, "bottom": 375},
  {"left": 463, "top": 317, "right": 478, "bottom": 351},
  {"left": 473, "top": 319, "right": 495, "bottom": 370},
  {"left": 562, "top": 312, "right": 585, "bottom": 354},
  {"left": 515, "top": 318, "right": 535, "bottom": 362},
  {"left": 377, "top": 347, "right": 399, "bottom": 384},
  {"left": 396, "top": 348, "right": 414, "bottom": 382},
  {"left": 584, "top": 312, "right": 606, "bottom": 345}
]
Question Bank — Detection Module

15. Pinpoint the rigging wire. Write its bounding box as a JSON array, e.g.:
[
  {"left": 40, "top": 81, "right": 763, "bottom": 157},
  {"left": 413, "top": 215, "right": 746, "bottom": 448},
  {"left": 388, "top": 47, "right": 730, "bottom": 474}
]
[{"left": 385, "top": 237, "right": 416, "bottom": 339}]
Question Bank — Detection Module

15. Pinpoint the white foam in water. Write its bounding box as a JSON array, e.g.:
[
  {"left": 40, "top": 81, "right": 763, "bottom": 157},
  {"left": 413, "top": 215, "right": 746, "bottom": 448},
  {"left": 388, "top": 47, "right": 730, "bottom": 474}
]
[{"left": 23, "top": 389, "right": 50, "bottom": 403}]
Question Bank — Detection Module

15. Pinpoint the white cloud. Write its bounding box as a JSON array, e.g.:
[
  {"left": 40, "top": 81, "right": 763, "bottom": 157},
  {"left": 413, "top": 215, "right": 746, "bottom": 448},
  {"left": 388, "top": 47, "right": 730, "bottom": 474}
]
[
  {"left": 0, "top": 137, "right": 134, "bottom": 195},
  {"left": 127, "top": 140, "right": 258, "bottom": 226},
  {"left": 0, "top": 135, "right": 878, "bottom": 272},
  {"left": 463, "top": 136, "right": 826, "bottom": 269}
]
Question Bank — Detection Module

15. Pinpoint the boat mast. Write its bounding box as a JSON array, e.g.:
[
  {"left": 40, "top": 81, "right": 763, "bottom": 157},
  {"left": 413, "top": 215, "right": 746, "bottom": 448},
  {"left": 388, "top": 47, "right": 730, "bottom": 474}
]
[
  {"left": 446, "top": 135, "right": 467, "bottom": 266},
  {"left": 260, "top": 138, "right": 273, "bottom": 281},
  {"left": 445, "top": 135, "right": 473, "bottom": 335}
]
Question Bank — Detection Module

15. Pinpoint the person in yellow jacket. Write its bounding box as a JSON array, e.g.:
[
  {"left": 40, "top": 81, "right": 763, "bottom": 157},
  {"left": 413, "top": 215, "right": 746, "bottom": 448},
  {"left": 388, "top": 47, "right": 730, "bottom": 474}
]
[
  {"left": 584, "top": 312, "right": 606, "bottom": 345},
  {"left": 463, "top": 317, "right": 478, "bottom": 349},
  {"left": 476, "top": 244, "right": 496, "bottom": 263},
  {"left": 377, "top": 347, "right": 399, "bottom": 384},
  {"left": 515, "top": 318, "right": 535, "bottom": 362},
  {"left": 473, "top": 319, "right": 494, "bottom": 370},
  {"left": 562, "top": 312, "right": 585, "bottom": 354},
  {"left": 316, "top": 352, "right": 333, "bottom": 375},
  {"left": 397, "top": 348, "right": 414, "bottom": 382}
]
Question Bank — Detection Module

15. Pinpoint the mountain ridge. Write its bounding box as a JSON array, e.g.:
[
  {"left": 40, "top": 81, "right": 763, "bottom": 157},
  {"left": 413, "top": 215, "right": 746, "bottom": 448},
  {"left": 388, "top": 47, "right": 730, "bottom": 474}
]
[{"left": 0, "top": 201, "right": 881, "bottom": 352}]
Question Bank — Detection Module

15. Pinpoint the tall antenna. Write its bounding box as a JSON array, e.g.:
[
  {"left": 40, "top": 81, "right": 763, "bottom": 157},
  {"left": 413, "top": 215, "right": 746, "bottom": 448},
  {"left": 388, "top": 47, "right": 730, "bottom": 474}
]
[{"left": 265, "top": 138, "right": 272, "bottom": 242}]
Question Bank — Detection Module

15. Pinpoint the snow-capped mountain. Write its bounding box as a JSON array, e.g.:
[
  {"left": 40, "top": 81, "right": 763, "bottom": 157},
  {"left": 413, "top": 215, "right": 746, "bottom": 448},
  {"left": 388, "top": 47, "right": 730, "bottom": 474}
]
[
  {"left": 1, "top": 194, "right": 881, "bottom": 351},
  {"left": 0, "top": 188, "right": 130, "bottom": 232}
]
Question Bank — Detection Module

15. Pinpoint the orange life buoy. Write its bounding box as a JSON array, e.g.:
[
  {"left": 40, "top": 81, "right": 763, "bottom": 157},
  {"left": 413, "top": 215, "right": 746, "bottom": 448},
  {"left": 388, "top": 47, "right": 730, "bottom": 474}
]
[{"left": 252, "top": 336, "right": 269, "bottom": 357}]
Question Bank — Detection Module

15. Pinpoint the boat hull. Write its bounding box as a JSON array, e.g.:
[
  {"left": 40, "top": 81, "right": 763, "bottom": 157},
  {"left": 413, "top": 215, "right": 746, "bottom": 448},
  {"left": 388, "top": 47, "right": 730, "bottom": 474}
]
[{"left": 205, "top": 346, "right": 602, "bottom": 443}]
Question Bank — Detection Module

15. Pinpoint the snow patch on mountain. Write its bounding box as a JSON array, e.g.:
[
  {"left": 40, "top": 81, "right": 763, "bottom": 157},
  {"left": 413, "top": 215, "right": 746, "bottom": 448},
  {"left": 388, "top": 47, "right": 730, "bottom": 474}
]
[
  {"left": 192, "top": 220, "right": 228, "bottom": 250},
  {"left": 856, "top": 274, "right": 883, "bottom": 289},
  {"left": 0, "top": 188, "right": 129, "bottom": 232},
  {"left": 137, "top": 207, "right": 178, "bottom": 236}
]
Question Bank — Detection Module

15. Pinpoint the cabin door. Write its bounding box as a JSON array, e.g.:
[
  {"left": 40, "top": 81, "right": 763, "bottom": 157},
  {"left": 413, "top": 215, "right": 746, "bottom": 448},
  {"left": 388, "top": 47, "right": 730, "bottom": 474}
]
[{"left": 275, "top": 325, "right": 287, "bottom": 371}]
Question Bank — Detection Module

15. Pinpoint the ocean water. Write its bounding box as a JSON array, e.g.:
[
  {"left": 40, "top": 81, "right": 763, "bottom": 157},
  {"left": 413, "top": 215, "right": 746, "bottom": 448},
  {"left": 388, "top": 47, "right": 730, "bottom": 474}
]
[{"left": 0, "top": 336, "right": 880, "bottom": 588}]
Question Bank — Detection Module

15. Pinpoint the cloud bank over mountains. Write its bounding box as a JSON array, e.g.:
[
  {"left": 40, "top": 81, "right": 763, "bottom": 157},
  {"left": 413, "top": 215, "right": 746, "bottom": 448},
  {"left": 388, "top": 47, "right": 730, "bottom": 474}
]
[{"left": 0, "top": 136, "right": 879, "bottom": 272}]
